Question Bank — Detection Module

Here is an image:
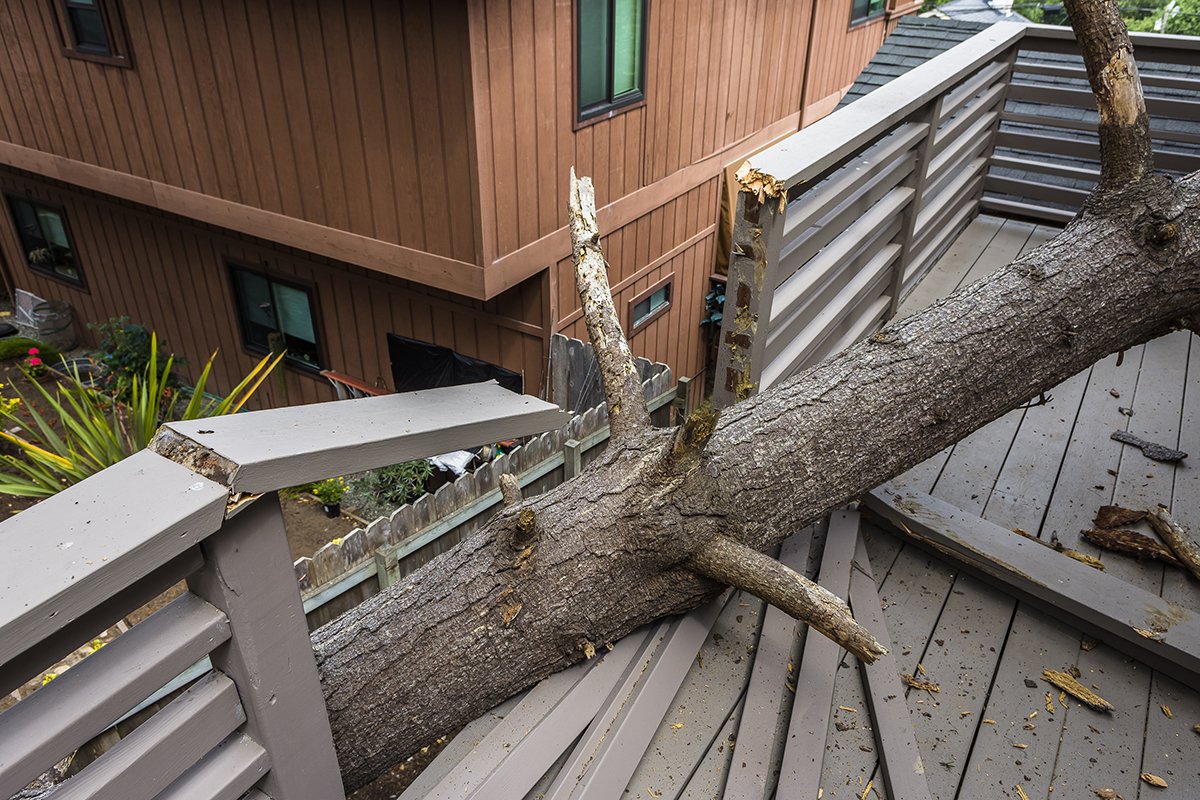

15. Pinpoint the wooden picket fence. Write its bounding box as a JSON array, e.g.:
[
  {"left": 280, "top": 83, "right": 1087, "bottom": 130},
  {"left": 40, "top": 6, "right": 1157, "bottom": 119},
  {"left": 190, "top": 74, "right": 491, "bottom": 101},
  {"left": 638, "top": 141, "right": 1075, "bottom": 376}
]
[{"left": 295, "top": 362, "right": 677, "bottom": 629}]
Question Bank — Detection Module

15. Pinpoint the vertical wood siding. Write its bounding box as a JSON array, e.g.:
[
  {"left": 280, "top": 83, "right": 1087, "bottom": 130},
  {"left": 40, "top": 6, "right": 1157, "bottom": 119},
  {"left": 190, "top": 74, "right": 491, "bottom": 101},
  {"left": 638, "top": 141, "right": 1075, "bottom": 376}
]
[
  {"left": 0, "top": 169, "right": 543, "bottom": 407},
  {"left": 0, "top": 0, "right": 481, "bottom": 264},
  {"left": 472, "top": 0, "right": 815, "bottom": 259},
  {"left": 804, "top": 3, "right": 889, "bottom": 117}
]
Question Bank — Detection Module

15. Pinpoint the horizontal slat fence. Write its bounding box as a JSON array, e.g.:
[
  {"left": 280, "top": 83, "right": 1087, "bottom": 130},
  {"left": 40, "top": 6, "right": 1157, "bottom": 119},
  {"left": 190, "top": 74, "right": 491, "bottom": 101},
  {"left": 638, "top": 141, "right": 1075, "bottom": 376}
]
[
  {"left": 983, "top": 26, "right": 1200, "bottom": 224},
  {"left": 0, "top": 384, "right": 570, "bottom": 800},
  {"left": 714, "top": 23, "right": 1026, "bottom": 405}
]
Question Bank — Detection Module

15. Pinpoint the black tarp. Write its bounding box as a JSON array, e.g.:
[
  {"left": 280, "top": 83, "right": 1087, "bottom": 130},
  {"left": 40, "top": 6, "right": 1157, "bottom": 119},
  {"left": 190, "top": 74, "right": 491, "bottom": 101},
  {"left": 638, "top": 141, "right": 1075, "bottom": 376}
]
[{"left": 387, "top": 334, "right": 522, "bottom": 394}]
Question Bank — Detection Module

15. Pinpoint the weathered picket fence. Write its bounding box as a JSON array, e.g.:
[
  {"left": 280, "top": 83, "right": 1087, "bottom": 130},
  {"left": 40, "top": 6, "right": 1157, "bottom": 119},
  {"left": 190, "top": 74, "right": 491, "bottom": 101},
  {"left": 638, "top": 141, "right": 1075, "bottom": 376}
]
[{"left": 294, "top": 358, "right": 676, "bottom": 630}]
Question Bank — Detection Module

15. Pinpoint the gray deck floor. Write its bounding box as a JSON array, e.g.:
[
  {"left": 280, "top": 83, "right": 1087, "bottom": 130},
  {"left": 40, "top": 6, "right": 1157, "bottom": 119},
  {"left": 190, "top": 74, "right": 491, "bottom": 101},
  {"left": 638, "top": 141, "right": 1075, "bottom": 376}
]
[{"left": 403, "top": 215, "right": 1200, "bottom": 800}]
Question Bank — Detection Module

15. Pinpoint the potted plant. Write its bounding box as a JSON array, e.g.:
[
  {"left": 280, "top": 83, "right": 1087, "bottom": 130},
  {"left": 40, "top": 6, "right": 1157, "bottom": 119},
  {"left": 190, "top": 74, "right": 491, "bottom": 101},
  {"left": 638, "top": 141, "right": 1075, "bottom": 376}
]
[
  {"left": 310, "top": 477, "right": 347, "bottom": 518},
  {"left": 23, "top": 347, "right": 51, "bottom": 383}
]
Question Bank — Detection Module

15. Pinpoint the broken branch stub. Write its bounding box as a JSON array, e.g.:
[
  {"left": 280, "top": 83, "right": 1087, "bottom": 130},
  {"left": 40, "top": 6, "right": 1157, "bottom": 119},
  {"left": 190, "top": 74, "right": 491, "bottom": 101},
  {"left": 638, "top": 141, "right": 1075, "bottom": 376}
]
[
  {"left": 568, "top": 169, "right": 650, "bottom": 443},
  {"left": 687, "top": 533, "right": 887, "bottom": 663}
]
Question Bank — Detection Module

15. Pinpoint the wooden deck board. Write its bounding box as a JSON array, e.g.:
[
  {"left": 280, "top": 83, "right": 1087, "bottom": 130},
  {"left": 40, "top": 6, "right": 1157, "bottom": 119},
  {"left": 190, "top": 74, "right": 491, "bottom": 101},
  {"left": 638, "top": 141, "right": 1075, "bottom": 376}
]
[{"left": 410, "top": 219, "right": 1200, "bottom": 800}]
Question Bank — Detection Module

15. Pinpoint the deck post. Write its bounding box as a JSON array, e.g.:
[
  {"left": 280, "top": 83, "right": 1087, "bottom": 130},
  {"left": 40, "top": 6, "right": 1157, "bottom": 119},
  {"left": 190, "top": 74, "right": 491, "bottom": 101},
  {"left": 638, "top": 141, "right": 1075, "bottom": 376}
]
[
  {"left": 188, "top": 495, "right": 346, "bottom": 799},
  {"left": 672, "top": 376, "right": 691, "bottom": 423},
  {"left": 563, "top": 438, "right": 583, "bottom": 481},
  {"left": 888, "top": 96, "right": 944, "bottom": 317},
  {"left": 712, "top": 189, "right": 785, "bottom": 408}
]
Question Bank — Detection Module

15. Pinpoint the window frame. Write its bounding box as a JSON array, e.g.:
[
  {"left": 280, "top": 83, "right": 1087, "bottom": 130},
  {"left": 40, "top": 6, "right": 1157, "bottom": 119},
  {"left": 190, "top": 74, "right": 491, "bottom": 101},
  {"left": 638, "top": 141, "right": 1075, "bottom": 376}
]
[
  {"left": 849, "top": 0, "right": 887, "bottom": 27},
  {"left": 5, "top": 194, "right": 87, "bottom": 290},
  {"left": 51, "top": 0, "right": 133, "bottom": 68},
  {"left": 227, "top": 263, "right": 326, "bottom": 374},
  {"left": 575, "top": 0, "right": 649, "bottom": 127},
  {"left": 627, "top": 273, "right": 673, "bottom": 334}
]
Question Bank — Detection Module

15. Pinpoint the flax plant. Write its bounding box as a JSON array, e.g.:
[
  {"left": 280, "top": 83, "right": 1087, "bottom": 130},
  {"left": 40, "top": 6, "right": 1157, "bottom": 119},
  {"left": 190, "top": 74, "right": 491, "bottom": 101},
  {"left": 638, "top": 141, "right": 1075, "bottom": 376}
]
[{"left": 0, "top": 335, "right": 283, "bottom": 497}]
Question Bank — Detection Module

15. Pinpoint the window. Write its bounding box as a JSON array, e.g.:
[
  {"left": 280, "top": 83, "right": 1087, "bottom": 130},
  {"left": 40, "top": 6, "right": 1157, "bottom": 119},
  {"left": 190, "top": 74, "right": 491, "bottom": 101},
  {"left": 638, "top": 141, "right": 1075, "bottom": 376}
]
[
  {"left": 53, "top": 0, "right": 132, "bottom": 66},
  {"left": 629, "top": 275, "right": 671, "bottom": 332},
  {"left": 6, "top": 197, "right": 84, "bottom": 287},
  {"left": 229, "top": 266, "right": 323, "bottom": 370},
  {"left": 577, "top": 0, "right": 646, "bottom": 122},
  {"left": 850, "top": 0, "right": 886, "bottom": 24}
]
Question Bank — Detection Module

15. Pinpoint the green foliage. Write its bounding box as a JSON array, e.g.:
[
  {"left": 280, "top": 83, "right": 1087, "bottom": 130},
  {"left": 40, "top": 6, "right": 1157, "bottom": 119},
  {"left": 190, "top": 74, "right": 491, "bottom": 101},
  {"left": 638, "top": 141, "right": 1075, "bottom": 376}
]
[
  {"left": 0, "top": 337, "right": 61, "bottom": 363},
  {"left": 351, "top": 460, "right": 434, "bottom": 510},
  {"left": 0, "top": 334, "right": 284, "bottom": 497},
  {"left": 309, "top": 477, "right": 347, "bottom": 505},
  {"left": 89, "top": 317, "right": 185, "bottom": 397}
]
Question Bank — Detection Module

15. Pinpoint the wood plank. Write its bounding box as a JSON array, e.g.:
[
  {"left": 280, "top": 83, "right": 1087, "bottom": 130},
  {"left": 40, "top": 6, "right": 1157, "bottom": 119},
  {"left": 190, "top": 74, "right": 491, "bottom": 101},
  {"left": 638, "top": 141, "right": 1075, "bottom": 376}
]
[
  {"left": 542, "top": 597, "right": 727, "bottom": 799},
  {"left": 848, "top": 534, "right": 932, "bottom": 800},
  {"left": 618, "top": 591, "right": 767, "bottom": 799},
  {"left": 864, "top": 485, "right": 1200, "bottom": 686},
  {"left": 49, "top": 672, "right": 245, "bottom": 800},
  {"left": 415, "top": 630, "right": 647, "bottom": 800},
  {"left": 711, "top": 529, "right": 815, "bottom": 799},
  {"left": 895, "top": 214, "right": 1004, "bottom": 318},
  {"left": 0, "top": 594, "right": 230, "bottom": 797},
  {"left": 399, "top": 695, "right": 524, "bottom": 800},
  {"left": 0, "top": 451, "right": 226, "bottom": 666},
  {"left": 157, "top": 381, "right": 568, "bottom": 493},
  {"left": 775, "top": 511, "right": 859, "bottom": 798},
  {"left": 153, "top": 733, "right": 269, "bottom": 800}
]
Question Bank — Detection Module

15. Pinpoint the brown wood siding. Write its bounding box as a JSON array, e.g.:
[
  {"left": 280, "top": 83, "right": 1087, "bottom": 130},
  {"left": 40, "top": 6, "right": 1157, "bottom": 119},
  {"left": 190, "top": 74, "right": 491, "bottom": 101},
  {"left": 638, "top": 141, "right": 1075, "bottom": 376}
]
[
  {"left": 471, "top": 0, "right": 814, "bottom": 260},
  {"left": 803, "top": 3, "right": 889, "bottom": 118},
  {"left": 0, "top": 0, "right": 481, "bottom": 265},
  {"left": 0, "top": 168, "right": 544, "bottom": 407}
]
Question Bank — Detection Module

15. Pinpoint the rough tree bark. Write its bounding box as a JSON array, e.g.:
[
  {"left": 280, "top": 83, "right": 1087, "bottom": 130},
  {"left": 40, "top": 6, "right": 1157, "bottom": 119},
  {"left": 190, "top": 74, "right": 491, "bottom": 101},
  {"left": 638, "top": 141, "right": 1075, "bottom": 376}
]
[{"left": 312, "top": 4, "right": 1200, "bottom": 791}]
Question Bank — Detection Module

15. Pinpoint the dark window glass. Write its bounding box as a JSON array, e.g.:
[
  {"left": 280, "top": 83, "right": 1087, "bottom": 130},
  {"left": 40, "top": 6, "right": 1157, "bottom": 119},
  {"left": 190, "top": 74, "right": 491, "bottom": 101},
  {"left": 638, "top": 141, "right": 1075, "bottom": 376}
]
[
  {"left": 632, "top": 282, "right": 670, "bottom": 328},
  {"left": 6, "top": 197, "right": 83, "bottom": 286},
  {"left": 64, "top": 0, "right": 113, "bottom": 56},
  {"left": 850, "top": 0, "right": 886, "bottom": 23},
  {"left": 578, "top": 0, "right": 645, "bottom": 121},
  {"left": 230, "top": 266, "right": 322, "bottom": 370}
]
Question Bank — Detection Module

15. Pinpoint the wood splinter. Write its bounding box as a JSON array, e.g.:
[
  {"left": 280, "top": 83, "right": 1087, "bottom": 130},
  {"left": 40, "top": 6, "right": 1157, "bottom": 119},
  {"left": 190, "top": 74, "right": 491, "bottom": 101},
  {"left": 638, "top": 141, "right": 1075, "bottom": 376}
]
[
  {"left": 687, "top": 534, "right": 887, "bottom": 663},
  {"left": 1146, "top": 506, "right": 1200, "bottom": 582}
]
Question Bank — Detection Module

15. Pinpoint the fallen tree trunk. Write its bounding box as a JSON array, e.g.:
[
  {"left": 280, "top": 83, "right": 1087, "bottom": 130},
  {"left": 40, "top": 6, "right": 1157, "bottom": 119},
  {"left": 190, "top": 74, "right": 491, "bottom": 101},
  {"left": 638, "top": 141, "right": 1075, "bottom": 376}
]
[{"left": 312, "top": 4, "right": 1200, "bottom": 790}]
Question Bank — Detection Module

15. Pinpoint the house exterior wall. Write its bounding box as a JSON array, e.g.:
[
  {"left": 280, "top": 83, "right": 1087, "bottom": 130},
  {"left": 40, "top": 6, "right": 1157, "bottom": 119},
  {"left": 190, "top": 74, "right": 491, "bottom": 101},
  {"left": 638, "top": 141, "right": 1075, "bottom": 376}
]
[
  {"left": 0, "top": 0, "right": 905, "bottom": 404},
  {"left": 0, "top": 167, "right": 546, "bottom": 406},
  {"left": 0, "top": 0, "right": 481, "bottom": 264},
  {"left": 473, "top": 0, "right": 896, "bottom": 390}
]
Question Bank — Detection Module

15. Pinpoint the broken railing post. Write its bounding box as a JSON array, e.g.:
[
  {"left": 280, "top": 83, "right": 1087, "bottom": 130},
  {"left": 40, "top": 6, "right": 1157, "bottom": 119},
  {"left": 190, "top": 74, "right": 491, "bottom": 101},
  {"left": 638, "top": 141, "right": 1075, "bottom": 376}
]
[
  {"left": 563, "top": 438, "right": 583, "bottom": 481},
  {"left": 712, "top": 167, "right": 786, "bottom": 409}
]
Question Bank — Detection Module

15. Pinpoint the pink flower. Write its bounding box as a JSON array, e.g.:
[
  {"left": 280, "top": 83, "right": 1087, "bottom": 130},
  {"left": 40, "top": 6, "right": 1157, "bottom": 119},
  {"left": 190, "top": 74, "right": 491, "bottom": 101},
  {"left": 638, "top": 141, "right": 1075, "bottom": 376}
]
[
  {"left": 29, "top": 357, "right": 41, "bottom": 366},
  {"left": 27, "top": 348, "right": 38, "bottom": 356}
]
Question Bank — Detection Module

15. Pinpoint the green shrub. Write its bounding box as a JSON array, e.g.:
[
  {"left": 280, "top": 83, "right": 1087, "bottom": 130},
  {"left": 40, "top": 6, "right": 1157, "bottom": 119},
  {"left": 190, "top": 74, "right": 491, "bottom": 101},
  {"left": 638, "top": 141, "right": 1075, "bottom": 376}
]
[
  {"left": 90, "top": 317, "right": 184, "bottom": 398},
  {"left": 0, "top": 337, "right": 60, "bottom": 363},
  {"left": 351, "top": 460, "right": 434, "bottom": 510}
]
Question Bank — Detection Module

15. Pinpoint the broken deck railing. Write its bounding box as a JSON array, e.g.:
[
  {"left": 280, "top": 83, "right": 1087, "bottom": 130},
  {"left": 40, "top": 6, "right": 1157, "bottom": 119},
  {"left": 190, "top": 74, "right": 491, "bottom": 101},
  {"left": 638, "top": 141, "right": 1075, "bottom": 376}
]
[
  {"left": 0, "top": 381, "right": 567, "bottom": 800},
  {"left": 713, "top": 23, "right": 1200, "bottom": 407}
]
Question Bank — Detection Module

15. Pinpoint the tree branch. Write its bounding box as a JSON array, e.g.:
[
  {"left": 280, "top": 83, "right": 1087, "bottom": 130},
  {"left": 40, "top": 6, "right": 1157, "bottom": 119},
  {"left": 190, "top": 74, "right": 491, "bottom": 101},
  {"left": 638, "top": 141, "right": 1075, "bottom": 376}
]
[
  {"left": 499, "top": 473, "right": 522, "bottom": 507},
  {"left": 1062, "top": 0, "right": 1154, "bottom": 190},
  {"left": 568, "top": 169, "right": 650, "bottom": 442},
  {"left": 1146, "top": 506, "right": 1200, "bottom": 581},
  {"left": 687, "top": 534, "right": 887, "bottom": 663}
]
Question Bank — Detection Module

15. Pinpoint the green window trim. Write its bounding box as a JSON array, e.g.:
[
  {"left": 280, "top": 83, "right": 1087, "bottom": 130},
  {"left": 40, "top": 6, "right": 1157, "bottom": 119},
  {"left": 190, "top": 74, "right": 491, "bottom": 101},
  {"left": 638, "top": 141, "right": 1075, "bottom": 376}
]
[
  {"left": 850, "top": 0, "right": 886, "bottom": 24},
  {"left": 228, "top": 264, "right": 324, "bottom": 371},
  {"left": 5, "top": 196, "right": 85, "bottom": 288},
  {"left": 577, "top": 0, "right": 647, "bottom": 122}
]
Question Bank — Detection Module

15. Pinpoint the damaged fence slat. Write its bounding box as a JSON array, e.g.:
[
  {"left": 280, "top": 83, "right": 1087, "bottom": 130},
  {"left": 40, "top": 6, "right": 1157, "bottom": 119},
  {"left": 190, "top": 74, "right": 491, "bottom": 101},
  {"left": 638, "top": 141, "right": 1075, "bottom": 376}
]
[{"left": 864, "top": 484, "right": 1200, "bottom": 687}]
